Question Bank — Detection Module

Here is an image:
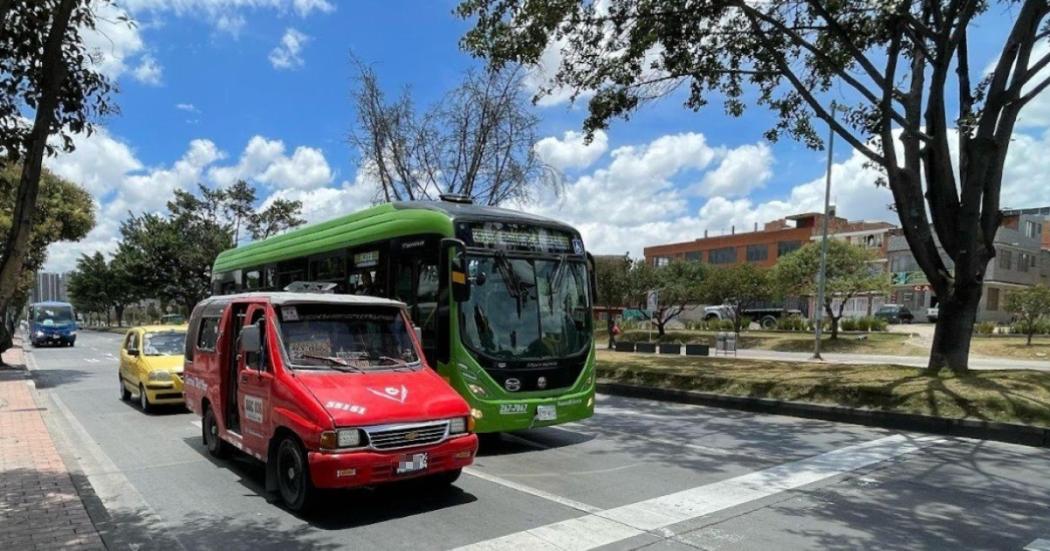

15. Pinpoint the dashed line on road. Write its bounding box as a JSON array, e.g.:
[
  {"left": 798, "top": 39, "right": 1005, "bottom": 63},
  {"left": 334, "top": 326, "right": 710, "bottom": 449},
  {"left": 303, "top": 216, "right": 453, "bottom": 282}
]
[
  {"left": 464, "top": 467, "right": 603, "bottom": 514},
  {"left": 456, "top": 434, "right": 944, "bottom": 550},
  {"left": 1026, "top": 539, "right": 1050, "bottom": 550}
]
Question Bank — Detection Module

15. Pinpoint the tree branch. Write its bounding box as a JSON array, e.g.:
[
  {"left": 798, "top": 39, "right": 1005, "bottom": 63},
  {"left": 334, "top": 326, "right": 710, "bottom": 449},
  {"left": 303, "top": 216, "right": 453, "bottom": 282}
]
[{"left": 802, "top": 0, "right": 888, "bottom": 88}]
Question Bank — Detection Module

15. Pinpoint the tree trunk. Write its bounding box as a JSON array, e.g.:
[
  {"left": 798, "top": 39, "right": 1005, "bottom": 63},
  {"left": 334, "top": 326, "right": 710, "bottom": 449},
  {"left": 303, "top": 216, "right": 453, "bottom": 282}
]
[
  {"left": 1028, "top": 329, "right": 1034, "bottom": 346},
  {"left": 0, "top": 1, "right": 76, "bottom": 315},
  {"left": 927, "top": 283, "right": 983, "bottom": 375},
  {"left": 829, "top": 316, "right": 840, "bottom": 339},
  {"left": 115, "top": 305, "right": 124, "bottom": 327}
]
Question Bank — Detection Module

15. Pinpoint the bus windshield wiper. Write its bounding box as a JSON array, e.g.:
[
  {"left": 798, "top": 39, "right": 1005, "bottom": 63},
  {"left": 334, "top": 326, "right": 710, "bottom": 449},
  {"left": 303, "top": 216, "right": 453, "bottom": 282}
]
[
  {"left": 493, "top": 251, "right": 524, "bottom": 300},
  {"left": 299, "top": 353, "right": 364, "bottom": 373},
  {"left": 548, "top": 254, "right": 568, "bottom": 309}
]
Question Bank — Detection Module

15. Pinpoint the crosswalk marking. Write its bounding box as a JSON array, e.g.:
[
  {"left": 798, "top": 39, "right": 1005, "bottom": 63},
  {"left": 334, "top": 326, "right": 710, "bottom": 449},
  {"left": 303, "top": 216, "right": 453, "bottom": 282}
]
[
  {"left": 456, "top": 434, "right": 943, "bottom": 550},
  {"left": 464, "top": 467, "right": 603, "bottom": 514}
]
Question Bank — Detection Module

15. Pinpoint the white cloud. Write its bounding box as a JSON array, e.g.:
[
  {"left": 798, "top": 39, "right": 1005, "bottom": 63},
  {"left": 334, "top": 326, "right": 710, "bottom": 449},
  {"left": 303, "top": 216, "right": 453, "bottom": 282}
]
[
  {"left": 132, "top": 54, "right": 163, "bottom": 85},
  {"left": 121, "top": 0, "right": 335, "bottom": 33},
  {"left": 45, "top": 128, "right": 143, "bottom": 197},
  {"left": 269, "top": 28, "right": 309, "bottom": 69},
  {"left": 696, "top": 142, "right": 773, "bottom": 197},
  {"left": 292, "top": 0, "right": 334, "bottom": 17},
  {"left": 534, "top": 130, "right": 608, "bottom": 171},
  {"left": 80, "top": 1, "right": 147, "bottom": 80},
  {"left": 259, "top": 166, "right": 377, "bottom": 227},
  {"left": 175, "top": 103, "right": 199, "bottom": 113},
  {"left": 208, "top": 135, "right": 332, "bottom": 189}
]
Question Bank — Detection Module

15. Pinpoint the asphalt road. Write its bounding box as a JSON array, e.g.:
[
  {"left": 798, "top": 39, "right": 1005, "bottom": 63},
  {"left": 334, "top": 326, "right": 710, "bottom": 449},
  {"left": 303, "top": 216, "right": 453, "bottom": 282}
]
[{"left": 24, "top": 330, "right": 1050, "bottom": 550}]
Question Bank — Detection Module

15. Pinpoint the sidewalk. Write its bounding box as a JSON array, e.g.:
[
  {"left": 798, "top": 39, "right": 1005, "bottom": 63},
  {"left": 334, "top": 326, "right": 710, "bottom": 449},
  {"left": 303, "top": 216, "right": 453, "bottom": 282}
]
[{"left": 1, "top": 340, "right": 105, "bottom": 550}]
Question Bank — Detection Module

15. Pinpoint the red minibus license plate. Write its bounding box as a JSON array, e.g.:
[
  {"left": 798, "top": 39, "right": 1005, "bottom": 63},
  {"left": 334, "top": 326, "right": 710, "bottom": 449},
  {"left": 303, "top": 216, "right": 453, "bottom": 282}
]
[{"left": 396, "top": 453, "right": 428, "bottom": 475}]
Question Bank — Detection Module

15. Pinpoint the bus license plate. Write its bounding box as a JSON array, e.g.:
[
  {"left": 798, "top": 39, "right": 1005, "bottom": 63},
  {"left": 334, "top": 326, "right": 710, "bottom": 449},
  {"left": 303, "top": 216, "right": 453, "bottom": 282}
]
[
  {"left": 396, "top": 453, "right": 428, "bottom": 475},
  {"left": 536, "top": 405, "right": 557, "bottom": 421}
]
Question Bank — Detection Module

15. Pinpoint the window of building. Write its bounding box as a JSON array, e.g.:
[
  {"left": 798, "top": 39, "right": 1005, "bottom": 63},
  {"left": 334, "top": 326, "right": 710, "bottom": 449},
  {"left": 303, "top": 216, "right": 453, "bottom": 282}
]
[
  {"left": 998, "top": 249, "right": 1013, "bottom": 270},
  {"left": 653, "top": 256, "right": 671, "bottom": 267},
  {"left": 746, "top": 244, "right": 769, "bottom": 263},
  {"left": 709, "top": 247, "right": 737, "bottom": 264},
  {"left": 777, "top": 240, "right": 802, "bottom": 257},
  {"left": 1024, "top": 220, "right": 1042, "bottom": 239},
  {"left": 685, "top": 251, "right": 702, "bottom": 263},
  {"left": 890, "top": 254, "right": 920, "bottom": 273},
  {"left": 986, "top": 288, "right": 1000, "bottom": 311},
  {"left": 1018, "top": 253, "right": 1032, "bottom": 273}
]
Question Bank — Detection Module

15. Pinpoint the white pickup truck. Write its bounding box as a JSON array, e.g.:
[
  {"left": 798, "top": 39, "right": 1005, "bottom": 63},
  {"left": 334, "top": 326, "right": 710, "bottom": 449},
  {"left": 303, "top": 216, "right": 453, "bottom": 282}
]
[{"left": 703, "top": 305, "right": 803, "bottom": 329}]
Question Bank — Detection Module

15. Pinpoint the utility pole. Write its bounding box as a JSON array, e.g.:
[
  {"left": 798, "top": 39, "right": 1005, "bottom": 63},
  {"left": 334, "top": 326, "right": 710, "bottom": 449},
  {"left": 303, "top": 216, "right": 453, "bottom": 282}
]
[{"left": 813, "top": 101, "right": 838, "bottom": 361}]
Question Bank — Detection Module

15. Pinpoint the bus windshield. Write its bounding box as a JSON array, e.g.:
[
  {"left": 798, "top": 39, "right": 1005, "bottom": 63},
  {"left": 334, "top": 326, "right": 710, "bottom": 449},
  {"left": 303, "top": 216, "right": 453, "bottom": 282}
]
[
  {"left": 460, "top": 254, "right": 591, "bottom": 361},
  {"left": 277, "top": 303, "right": 420, "bottom": 371},
  {"left": 32, "top": 305, "right": 74, "bottom": 325}
]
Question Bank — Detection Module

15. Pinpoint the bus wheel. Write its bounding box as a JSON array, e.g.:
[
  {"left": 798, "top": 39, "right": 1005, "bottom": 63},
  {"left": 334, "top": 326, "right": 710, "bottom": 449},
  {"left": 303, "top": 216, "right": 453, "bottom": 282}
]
[
  {"left": 203, "top": 406, "right": 230, "bottom": 459},
  {"left": 139, "top": 384, "right": 152, "bottom": 413},
  {"left": 276, "top": 436, "right": 315, "bottom": 512},
  {"left": 119, "top": 377, "right": 131, "bottom": 401}
]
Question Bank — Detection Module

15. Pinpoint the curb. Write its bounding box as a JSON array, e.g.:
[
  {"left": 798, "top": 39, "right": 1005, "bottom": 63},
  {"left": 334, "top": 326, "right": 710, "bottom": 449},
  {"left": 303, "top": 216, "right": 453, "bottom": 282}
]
[{"left": 597, "top": 381, "right": 1050, "bottom": 448}]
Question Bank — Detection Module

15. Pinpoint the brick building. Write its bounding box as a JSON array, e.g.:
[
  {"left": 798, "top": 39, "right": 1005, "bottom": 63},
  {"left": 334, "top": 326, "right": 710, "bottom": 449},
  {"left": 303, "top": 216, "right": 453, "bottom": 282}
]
[{"left": 644, "top": 211, "right": 894, "bottom": 269}]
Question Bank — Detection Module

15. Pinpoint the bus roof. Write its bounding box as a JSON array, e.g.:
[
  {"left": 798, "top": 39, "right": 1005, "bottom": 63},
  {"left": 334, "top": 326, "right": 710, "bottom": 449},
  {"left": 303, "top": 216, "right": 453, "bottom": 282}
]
[
  {"left": 198, "top": 292, "right": 405, "bottom": 309},
  {"left": 212, "top": 200, "right": 574, "bottom": 273}
]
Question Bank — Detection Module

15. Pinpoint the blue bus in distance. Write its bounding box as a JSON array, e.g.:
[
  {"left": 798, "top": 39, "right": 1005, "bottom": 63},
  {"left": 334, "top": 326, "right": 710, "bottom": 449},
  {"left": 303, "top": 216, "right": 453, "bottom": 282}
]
[{"left": 28, "top": 301, "right": 77, "bottom": 347}]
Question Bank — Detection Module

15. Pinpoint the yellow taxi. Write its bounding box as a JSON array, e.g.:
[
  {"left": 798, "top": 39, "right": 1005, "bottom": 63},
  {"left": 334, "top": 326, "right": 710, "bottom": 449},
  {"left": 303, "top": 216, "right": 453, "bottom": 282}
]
[{"left": 119, "top": 325, "right": 188, "bottom": 412}]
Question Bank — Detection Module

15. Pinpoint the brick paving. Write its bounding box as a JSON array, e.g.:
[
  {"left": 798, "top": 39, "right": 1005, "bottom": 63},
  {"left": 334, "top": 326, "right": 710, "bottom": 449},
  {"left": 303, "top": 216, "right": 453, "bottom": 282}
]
[{"left": 1, "top": 341, "right": 105, "bottom": 550}]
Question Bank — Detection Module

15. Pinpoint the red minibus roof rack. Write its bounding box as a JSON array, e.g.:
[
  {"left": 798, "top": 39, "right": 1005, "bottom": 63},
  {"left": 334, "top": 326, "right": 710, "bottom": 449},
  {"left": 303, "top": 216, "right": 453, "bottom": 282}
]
[{"left": 283, "top": 281, "right": 338, "bottom": 294}]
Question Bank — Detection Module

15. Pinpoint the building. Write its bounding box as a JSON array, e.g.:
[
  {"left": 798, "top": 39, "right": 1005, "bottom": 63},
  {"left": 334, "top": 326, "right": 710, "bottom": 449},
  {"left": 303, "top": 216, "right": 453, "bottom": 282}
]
[
  {"left": 644, "top": 210, "right": 894, "bottom": 269},
  {"left": 886, "top": 208, "right": 1050, "bottom": 322},
  {"left": 29, "top": 272, "right": 70, "bottom": 304}
]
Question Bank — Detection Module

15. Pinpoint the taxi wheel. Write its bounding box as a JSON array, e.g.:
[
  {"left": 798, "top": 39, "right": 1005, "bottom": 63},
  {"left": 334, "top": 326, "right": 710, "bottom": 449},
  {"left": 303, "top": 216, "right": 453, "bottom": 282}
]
[
  {"left": 139, "top": 384, "right": 152, "bottom": 413},
  {"left": 119, "top": 377, "right": 131, "bottom": 401},
  {"left": 276, "top": 436, "right": 315, "bottom": 513},
  {"left": 203, "top": 406, "right": 230, "bottom": 459}
]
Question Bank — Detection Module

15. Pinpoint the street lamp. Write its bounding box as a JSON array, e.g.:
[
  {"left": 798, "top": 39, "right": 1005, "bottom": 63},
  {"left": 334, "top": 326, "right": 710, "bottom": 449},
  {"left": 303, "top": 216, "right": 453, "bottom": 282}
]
[{"left": 813, "top": 101, "right": 842, "bottom": 361}]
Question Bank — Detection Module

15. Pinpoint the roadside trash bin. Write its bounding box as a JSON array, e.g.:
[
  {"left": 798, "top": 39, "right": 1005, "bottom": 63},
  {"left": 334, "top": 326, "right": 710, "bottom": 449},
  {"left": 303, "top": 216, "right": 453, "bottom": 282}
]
[
  {"left": 614, "top": 341, "right": 636, "bottom": 352},
  {"left": 716, "top": 332, "right": 737, "bottom": 356},
  {"left": 659, "top": 343, "right": 681, "bottom": 355},
  {"left": 635, "top": 342, "right": 657, "bottom": 353},
  {"left": 685, "top": 344, "right": 710, "bottom": 356}
]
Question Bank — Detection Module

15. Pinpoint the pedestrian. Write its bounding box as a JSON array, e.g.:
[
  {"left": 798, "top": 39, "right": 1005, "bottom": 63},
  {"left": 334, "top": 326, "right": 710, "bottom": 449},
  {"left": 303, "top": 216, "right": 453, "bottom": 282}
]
[{"left": 608, "top": 315, "right": 621, "bottom": 349}]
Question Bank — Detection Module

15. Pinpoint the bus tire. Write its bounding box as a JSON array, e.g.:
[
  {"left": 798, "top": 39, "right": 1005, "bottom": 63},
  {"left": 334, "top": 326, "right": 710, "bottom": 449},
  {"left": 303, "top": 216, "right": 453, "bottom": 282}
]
[
  {"left": 275, "top": 435, "right": 315, "bottom": 513},
  {"left": 203, "top": 405, "right": 230, "bottom": 459}
]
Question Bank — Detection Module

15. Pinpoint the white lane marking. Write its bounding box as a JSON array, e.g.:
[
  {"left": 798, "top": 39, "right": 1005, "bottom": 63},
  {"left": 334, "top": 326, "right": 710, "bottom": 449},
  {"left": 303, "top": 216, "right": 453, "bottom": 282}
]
[
  {"left": 84, "top": 358, "right": 101, "bottom": 363},
  {"left": 595, "top": 405, "right": 698, "bottom": 421},
  {"left": 464, "top": 467, "right": 603, "bottom": 514},
  {"left": 1027, "top": 539, "right": 1050, "bottom": 550},
  {"left": 191, "top": 420, "right": 202, "bottom": 429},
  {"left": 456, "top": 434, "right": 943, "bottom": 550}
]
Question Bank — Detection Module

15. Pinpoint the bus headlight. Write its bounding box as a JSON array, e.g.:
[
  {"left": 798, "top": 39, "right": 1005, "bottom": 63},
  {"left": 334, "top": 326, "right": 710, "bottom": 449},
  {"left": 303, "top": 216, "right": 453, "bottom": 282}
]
[
  {"left": 35, "top": 330, "right": 44, "bottom": 338},
  {"left": 148, "top": 371, "right": 173, "bottom": 381},
  {"left": 466, "top": 383, "right": 487, "bottom": 397}
]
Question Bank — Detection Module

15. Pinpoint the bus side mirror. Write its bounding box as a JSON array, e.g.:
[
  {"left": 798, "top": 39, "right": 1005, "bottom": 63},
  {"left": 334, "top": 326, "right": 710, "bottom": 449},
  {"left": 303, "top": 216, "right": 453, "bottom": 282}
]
[
  {"left": 586, "top": 252, "right": 598, "bottom": 304},
  {"left": 442, "top": 238, "right": 470, "bottom": 302}
]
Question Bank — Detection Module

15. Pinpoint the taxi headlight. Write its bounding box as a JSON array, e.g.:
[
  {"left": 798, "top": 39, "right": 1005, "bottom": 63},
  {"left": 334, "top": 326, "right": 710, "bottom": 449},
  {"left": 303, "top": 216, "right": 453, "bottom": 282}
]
[
  {"left": 449, "top": 417, "right": 470, "bottom": 435},
  {"left": 148, "top": 371, "right": 173, "bottom": 381}
]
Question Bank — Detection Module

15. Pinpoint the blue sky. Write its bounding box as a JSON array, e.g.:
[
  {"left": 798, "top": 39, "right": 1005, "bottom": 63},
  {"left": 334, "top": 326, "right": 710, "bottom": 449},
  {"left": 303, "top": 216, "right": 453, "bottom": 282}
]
[{"left": 43, "top": 0, "right": 1050, "bottom": 271}]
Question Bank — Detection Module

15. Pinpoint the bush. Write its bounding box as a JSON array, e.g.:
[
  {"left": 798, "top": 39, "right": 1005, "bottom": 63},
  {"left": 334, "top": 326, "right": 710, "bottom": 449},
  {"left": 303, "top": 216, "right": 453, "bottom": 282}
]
[
  {"left": 1011, "top": 317, "right": 1050, "bottom": 336},
  {"left": 867, "top": 316, "right": 888, "bottom": 332},
  {"left": 841, "top": 318, "right": 857, "bottom": 331},
  {"left": 975, "top": 321, "right": 997, "bottom": 335},
  {"left": 776, "top": 315, "right": 807, "bottom": 332}
]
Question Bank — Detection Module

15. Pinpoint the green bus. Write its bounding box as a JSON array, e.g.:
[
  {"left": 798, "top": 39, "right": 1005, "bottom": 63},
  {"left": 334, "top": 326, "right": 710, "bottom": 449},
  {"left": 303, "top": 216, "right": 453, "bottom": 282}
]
[{"left": 210, "top": 196, "right": 596, "bottom": 433}]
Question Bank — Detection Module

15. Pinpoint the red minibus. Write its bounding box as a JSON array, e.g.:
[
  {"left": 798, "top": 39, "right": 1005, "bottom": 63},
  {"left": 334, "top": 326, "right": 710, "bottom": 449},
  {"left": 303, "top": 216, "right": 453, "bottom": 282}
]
[{"left": 183, "top": 291, "right": 478, "bottom": 511}]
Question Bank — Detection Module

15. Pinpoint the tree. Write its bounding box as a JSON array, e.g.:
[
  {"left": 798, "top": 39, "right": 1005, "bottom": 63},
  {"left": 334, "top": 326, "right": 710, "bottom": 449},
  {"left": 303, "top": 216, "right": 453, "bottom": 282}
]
[
  {"left": 67, "top": 251, "right": 140, "bottom": 327},
  {"left": 703, "top": 264, "right": 774, "bottom": 335},
  {"left": 627, "top": 260, "right": 707, "bottom": 337},
  {"left": 458, "top": 1, "right": 1050, "bottom": 374},
  {"left": 247, "top": 197, "right": 306, "bottom": 240},
  {"left": 1005, "top": 285, "right": 1050, "bottom": 346},
  {"left": 0, "top": 1, "right": 119, "bottom": 328},
  {"left": 349, "top": 58, "right": 556, "bottom": 205},
  {"left": 774, "top": 240, "right": 891, "bottom": 339},
  {"left": 594, "top": 253, "right": 632, "bottom": 307},
  {"left": 223, "top": 180, "right": 256, "bottom": 244},
  {"left": 0, "top": 163, "right": 94, "bottom": 355}
]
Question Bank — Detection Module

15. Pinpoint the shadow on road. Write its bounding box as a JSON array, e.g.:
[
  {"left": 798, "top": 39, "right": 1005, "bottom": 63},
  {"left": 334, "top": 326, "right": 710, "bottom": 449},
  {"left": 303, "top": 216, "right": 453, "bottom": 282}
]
[{"left": 179, "top": 436, "right": 479, "bottom": 531}]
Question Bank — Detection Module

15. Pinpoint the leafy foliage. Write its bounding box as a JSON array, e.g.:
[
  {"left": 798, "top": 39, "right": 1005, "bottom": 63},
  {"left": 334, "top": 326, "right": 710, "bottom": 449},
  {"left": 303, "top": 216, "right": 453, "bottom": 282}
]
[
  {"left": 457, "top": 0, "right": 1050, "bottom": 373},
  {"left": 774, "top": 240, "right": 890, "bottom": 338},
  {"left": 702, "top": 263, "right": 774, "bottom": 335},
  {"left": 1005, "top": 285, "right": 1050, "bottom": 345},
  {"left": 594, "top": 253, "right": 632, "bottom": 307},
  {"left": 0, "top": 163, "right": 94, "bottom": 353},
  {"left": 626, "top": 260, "right": 708, "bottom": 336},
  {"left": 67, "top": 251, "right": 139, "bottom": 326}
]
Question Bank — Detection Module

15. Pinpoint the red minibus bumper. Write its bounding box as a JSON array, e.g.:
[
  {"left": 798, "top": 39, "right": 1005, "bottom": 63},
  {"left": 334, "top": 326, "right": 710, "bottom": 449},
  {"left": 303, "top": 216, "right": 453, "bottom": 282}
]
[{"left": 308, "top": 434, "right": 478, "bottom": 489}]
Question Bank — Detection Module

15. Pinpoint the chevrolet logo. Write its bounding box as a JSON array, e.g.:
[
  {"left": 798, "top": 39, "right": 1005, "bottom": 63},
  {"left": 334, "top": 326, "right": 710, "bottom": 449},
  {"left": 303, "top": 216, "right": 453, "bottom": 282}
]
[{"left": 404, "top": 431, "right": 419, "bottom": 441}]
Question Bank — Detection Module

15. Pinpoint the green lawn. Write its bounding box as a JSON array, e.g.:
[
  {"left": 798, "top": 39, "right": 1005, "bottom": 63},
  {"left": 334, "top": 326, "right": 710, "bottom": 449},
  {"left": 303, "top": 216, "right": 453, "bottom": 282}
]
[
  {"left": 597, "top": 349, "right": 1050, "bottom": 427},
  {"left": 615, "top": 329, "right": 924, "bottom": 356}
]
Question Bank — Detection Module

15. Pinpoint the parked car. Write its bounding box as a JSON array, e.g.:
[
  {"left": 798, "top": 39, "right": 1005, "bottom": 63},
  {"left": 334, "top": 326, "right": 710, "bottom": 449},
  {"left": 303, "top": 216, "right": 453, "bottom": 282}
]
[
  {"left": 119, "top": 325, "right": 188, "bottom": 412},
  {"left": 874, "top": 304, "right": 914, "bottom": 324},
  {"left": 926, "top": 306, "right": 939, "bottom": 323},
  {"left": 182, "top": 291, "right": 478, "bottom": 512}
]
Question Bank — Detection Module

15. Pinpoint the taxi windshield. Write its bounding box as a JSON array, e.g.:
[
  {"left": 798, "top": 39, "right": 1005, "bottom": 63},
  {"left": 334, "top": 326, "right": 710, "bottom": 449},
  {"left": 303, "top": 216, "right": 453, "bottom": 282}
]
[
  {"left": 276, "top": 303, "right": 420, "bottom": 371},
  {"left": 143, "top": 331, "right": 186, "bottom": 356}
]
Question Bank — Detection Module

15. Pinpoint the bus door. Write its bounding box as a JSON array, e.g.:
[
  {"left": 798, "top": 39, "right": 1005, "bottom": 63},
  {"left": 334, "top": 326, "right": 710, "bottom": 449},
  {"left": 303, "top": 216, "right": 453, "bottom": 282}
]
[
  {"left": 391, "top": 236, "right": 441, "bottom": 363},
  {"left": 237, "top": 304, "right": 273, "bottom": 457}
]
